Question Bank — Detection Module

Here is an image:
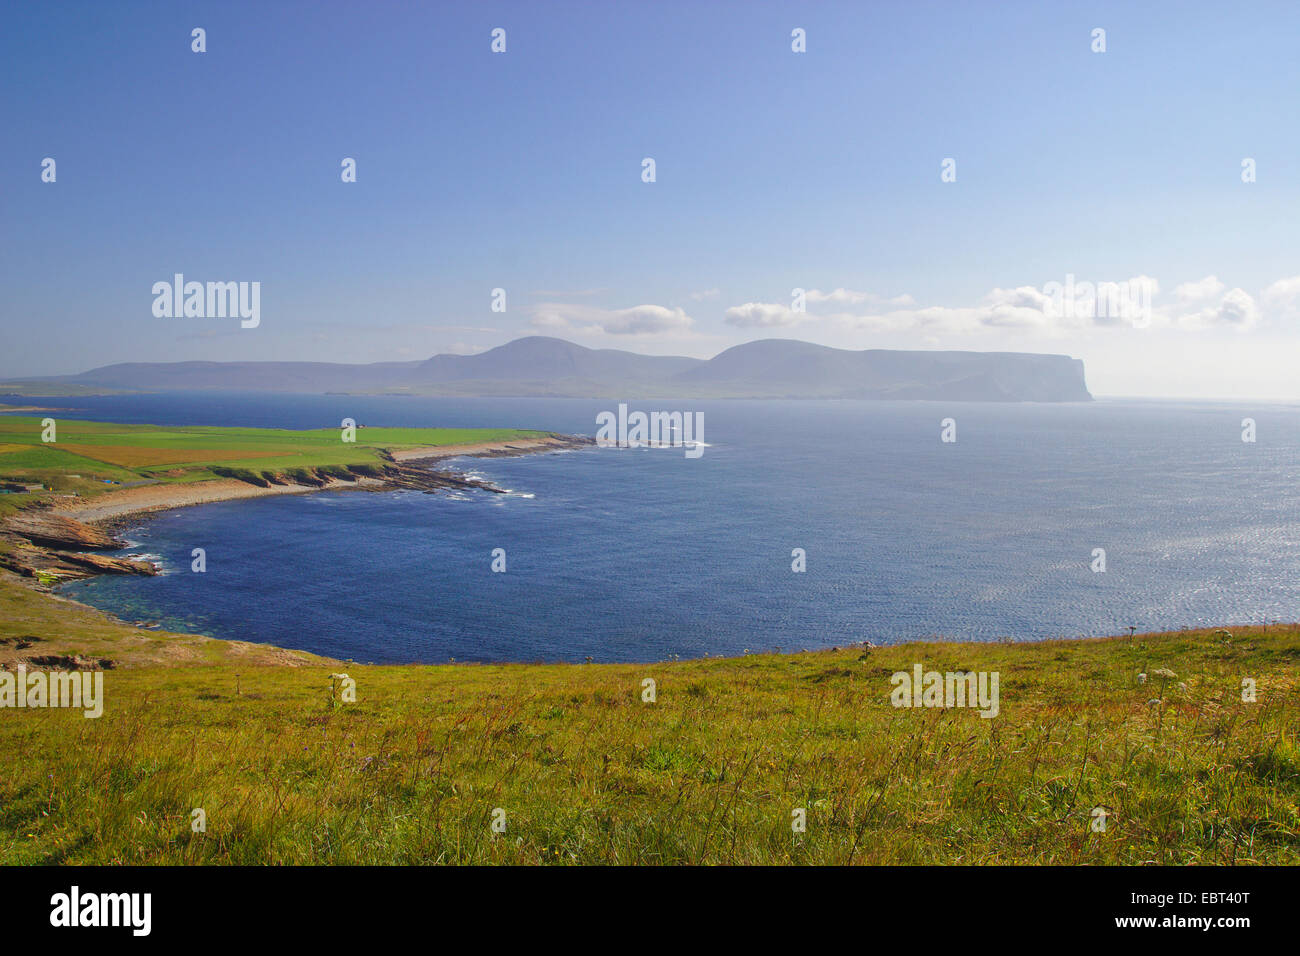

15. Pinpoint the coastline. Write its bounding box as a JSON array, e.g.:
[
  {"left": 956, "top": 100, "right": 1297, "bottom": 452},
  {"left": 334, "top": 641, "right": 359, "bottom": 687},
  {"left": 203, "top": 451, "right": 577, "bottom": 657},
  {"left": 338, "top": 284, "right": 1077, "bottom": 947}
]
[
  {"left": 54, "top": 475, "right": 385, "bottom": 524},
  {"left": 0, "top": 432, "right": 592, "bottom": 588},
  {"left": 53, "top": 433, "right": 593, "bottom": 526},
  {"left": 390, "top": 434, "right": 591, "bottom": 464}
]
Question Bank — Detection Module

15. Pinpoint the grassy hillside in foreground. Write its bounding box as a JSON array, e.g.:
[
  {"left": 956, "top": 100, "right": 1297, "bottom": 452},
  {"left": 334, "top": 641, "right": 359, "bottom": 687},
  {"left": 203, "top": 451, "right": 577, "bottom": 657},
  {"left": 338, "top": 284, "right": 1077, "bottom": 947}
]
[
  {"left": 1, "top": 568, "right": 1296, "bottom": 864},
  {"left": 0, "top": 414, "right": 546, "bottom": 514}
]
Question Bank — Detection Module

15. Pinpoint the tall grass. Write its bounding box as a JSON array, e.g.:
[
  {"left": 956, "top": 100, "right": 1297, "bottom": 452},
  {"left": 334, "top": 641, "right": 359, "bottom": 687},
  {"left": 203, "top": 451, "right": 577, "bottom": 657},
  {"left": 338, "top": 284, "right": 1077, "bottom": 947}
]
[{"left": 2, "top": 626, "right": 1296, "bottom": 865}]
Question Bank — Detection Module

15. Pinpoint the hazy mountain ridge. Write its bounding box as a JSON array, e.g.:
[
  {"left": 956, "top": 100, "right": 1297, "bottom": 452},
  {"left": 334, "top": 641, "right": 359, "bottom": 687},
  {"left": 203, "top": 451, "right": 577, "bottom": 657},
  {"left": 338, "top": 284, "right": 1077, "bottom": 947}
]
[
  {"left": 60, "top": 361, "right": 424, "bottom": 393},
  {"left": 38, "top": 337, "right": 1092, "bottom": 401}
]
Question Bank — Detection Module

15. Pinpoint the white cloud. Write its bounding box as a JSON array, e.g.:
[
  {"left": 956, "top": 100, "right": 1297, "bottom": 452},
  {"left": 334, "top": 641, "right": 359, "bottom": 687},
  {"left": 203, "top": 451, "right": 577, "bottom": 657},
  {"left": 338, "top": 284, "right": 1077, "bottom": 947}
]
[
  {"left": 724, "top": 288, "right": 915, "bottom": 328},
  {"left": 805, "top": 288, "right": 917, "bottom": 307},
  {"left": 727, "top": 285, "right": 1063, "bottom": 336},
  {"left": 1262, "top": 275, "right": 1300, "bottom": 321},
  {"left": 981, "top": 285, "right": 1060, "bottom": 328},
  {"left": 1162, "top": 286, "right": 1258, "bottom": 331},
  {"left": 805, "top": 287, "right": 870, "bottom": 305},
  {"left": 723, "top": 302, "right": 807, "bottom": 328},
  {"left": 530, "top": 303, "right": 695, "bottom": 336},
  {"left": 1159, "top": 276, "right": 1257, "bottom": 331},
  {"left": 1174, "top": 275, "right": 1226, "bottom": 304},
  {"left": 723, "top": 275, "right": 1275, "bottom": 337}
]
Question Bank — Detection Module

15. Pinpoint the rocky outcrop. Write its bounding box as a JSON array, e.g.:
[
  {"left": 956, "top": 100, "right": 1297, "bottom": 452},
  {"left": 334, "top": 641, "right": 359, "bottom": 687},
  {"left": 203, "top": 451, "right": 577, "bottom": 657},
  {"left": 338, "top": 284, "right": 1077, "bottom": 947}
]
[
  {"left": 2, "top": 511, "right": 126, "bottom": 549},
  {"left": 381, "top": 464, "right": 509, "bottom": 493},
  {"left": 379, "top": 434, "right": 595, "bottom": 491},
  {"left": 0, "top": 539, "right": 158, "bottom": 580},
  {"left": 0, "top": 509, "right": 156, "bottom": 581},
  {"left": 201, "top": 435, "right": 594, "bottom": 494},
  {"left": 55, "top": 552, "right": 160, "bottom": 576},
  {"left": 463, "top": 435, "right": 598, "bottom": 459}
]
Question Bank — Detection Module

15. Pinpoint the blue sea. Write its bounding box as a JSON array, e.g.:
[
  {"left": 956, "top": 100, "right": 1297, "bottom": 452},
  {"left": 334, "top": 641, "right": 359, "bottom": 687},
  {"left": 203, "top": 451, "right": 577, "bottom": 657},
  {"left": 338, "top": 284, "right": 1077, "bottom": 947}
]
[{"left": 13, "top": 392, "right": 1300, "bottom": 663}]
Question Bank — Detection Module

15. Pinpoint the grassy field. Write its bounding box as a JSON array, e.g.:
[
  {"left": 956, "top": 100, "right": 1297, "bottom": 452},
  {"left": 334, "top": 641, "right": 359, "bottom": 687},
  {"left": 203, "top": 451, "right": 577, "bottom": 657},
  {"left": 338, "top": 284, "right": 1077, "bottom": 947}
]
[
  {"left": 0, "top": 415, "right": 542, "bottom": 479},
  {"left": 1, "top": 572, "right": 1296, "bottom": 864},
  {"left": 0, "top": 414, "right": 547, "bottom": 519}
]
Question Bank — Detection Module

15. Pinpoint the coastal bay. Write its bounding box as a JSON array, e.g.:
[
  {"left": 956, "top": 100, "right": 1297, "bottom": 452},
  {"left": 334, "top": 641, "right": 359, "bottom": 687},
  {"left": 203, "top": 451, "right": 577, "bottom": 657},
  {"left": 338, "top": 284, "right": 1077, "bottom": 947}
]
[
  {"left": 0, "top": 398, "right": 1297, "bottom": 865},
  {"left": 0, "top": 413, "right": 590, "bottom": 586}
]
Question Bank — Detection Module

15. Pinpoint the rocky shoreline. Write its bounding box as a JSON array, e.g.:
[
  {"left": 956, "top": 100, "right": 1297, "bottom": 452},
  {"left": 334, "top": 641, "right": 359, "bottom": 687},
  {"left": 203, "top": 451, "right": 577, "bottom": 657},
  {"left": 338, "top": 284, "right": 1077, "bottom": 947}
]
[
  {"left": 0, "top": 433, "right": 594, "bottom": 586},
  {"left": 0, "top": 511, "right": 161, "bottom": 580}
]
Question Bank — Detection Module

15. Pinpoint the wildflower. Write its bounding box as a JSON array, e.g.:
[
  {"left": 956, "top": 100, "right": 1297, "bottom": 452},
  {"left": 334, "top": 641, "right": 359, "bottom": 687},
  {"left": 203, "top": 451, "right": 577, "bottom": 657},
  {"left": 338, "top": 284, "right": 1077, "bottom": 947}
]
[
  {"left": 1153, "top": 667, "right": 1177, "bottom": 680},
  {"left": 1137, "top": 673, "right": 1147, "bottom": 683}
]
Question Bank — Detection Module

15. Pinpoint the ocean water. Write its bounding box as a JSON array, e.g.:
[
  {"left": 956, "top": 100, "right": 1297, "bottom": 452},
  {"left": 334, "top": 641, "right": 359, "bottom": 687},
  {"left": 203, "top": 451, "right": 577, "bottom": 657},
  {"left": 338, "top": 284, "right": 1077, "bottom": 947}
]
[{"left": 15, "top": 392, "right": 1300, "bottom": 663}]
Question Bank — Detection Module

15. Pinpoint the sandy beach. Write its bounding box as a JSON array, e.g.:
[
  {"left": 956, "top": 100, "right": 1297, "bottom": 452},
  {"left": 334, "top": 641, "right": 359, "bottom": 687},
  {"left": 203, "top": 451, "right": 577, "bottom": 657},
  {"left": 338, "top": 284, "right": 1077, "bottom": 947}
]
[
  {"left": 53, "top": 476, "right": 386, "bottom": 524},
  {"left": 51, "top": 435, "right": 590, "bottom": 525}
]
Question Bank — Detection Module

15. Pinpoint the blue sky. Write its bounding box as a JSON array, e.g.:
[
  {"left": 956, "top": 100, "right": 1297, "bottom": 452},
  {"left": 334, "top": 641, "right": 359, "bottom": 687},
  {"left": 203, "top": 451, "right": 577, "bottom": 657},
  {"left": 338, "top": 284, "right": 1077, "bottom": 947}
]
[{"left": 3, "top": 0, "right": 1300, "bottom": 397}]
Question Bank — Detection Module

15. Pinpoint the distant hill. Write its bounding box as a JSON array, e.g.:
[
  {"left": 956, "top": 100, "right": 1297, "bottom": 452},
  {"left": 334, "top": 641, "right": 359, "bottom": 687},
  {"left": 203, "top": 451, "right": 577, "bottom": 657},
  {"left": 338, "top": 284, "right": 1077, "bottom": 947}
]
[
  {"left": 677, "top": 339, "right": 1091, "bottom": 401},
  {"left": 36, "top": 336, "right": 1092, "bottom": 401},
  {"left": 411, "top": 337, "right": 703, "bottom": 395},
  {"left": 59, "top": 361, "right": 423, "bottom": 394}
]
